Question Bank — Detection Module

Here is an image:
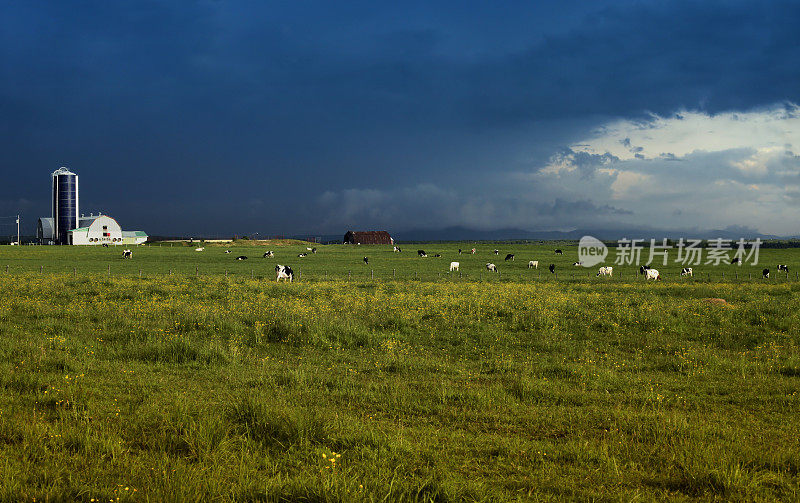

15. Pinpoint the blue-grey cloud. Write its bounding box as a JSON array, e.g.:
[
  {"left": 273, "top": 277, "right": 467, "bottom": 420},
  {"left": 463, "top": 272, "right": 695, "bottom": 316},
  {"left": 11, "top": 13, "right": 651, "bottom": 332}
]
[{"left": 1, "top": 1, "right": 799, "bottom": 235}]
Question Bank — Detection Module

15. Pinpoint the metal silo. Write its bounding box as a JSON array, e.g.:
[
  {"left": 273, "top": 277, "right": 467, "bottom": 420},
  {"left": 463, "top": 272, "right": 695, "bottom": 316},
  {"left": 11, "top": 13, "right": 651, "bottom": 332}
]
[{"left": 51, "top": 167, "right": 79, "bottom": 245}]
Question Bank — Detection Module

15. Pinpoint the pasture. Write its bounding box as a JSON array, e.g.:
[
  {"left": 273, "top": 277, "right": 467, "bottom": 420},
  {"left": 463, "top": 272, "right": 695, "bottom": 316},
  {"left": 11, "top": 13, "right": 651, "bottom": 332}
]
[
  {"left": 0, "top": 240, "right": 796, "bottom": 282},
  {"left": 0, "top": 242, "right": 799, "bottom": 500}
]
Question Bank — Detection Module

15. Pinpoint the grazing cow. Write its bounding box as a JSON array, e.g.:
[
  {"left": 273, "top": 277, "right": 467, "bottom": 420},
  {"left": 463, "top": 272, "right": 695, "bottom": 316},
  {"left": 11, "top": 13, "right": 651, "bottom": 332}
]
[
  {"left": 458, "top": 249, "right": 462, "bottom": 255},
  {"left": 102, "top": 243, "right": 109, "bottom": 248},
  {"left": 224, "top": 250, "right": 231, "bottom": 254},
  {"left": 122, "top": 249, "right": 132, "bottom": 259},
  {"left": 236, "top": 255, "right": 248, "bottom": 260},
  {"left": 486, "top": 263, "right": 498, "bottom": 272},
  {"left": 275, "top": 264, "right": 294, "bottom": 282},
  {"left": 645, "top": 268, "right": 661, "bottom": 280},
  {"left": 573, "top": 261, "right": 583, "bottom": 266},
  {"left": 763, "top": 268, "right": 770, "bottom": 279},
  {"left": 549, "top": 264, "right": 556, "bottom": 274},
  {"left": 433, "top": 253, "right": 442, "bottom": 258},
  {"left": 195, "top": 247, "right": 205, "bottom": 252},
  {"left": 639, "top": 265, "right": 651, "bottom": 275},
  {"left": 298, "top": 253, "right": 307, "bottom": 258},
  {"left": 528, "top": 260, "right": 538, "bottom": 269},
  {"left": 597, "top": 266, "right": 612, "bottom": 277},
  {"left": 418, "top": 250, "right": 427, "bottom": 257},
  {"left": 494, "top": 249, "right": 499, "bottom": 255},
  {"left": 731, "top": 257, "right": 740, "bottom": 265},
  {"left": 311, "top": 248, "right": 317, "bottom": 254},
  {"left": 263, "top": 251, "right": 274, "bottom": 258},
  {"left": 505, "top": 254, "right": 515, "bottom": 261},
  {"left": 681, "top": 267, "right": 693, "bottom": 277},
  {"left": 450, "top": 261, "right": 459, "bottom": 272},
  {"left": 778, "top": 264, "right": 789, "bottom": 273},
  {"left": 471, "top": 248, "right": 476, "bottom": 254},
  {"left": 363, "top": 257, "right": 369, "bottom": 265},
  {"left": 306, "top": 247, "right": 314, "bottom": 251},
  {"left": 393, "top": 246, "right": 401, "bottom": 252},
  {"left": 554, "top": 249, "right": 563, "bottom": 255}
]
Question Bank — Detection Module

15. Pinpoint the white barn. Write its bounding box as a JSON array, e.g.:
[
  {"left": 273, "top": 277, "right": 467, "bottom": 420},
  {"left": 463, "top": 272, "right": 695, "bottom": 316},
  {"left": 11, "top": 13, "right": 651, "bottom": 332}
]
[{"left": 38, "top": 213, "right": 148, "bottom": 245}]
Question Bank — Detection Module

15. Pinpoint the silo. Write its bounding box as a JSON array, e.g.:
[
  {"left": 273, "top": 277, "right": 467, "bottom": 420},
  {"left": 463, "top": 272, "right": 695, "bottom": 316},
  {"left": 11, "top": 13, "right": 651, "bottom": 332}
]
[{"left": 51, "top": 167, "right": 79, "bottom": 245}]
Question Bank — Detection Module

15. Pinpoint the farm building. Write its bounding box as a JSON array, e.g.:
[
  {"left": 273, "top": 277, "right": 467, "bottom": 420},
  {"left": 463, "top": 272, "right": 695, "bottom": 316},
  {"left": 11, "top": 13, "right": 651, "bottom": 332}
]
[
  {"left": 343, "top": 230, "right": 394, "bottom": 245},
  {"left": 36, "top": 167, "right": 148, "bottom": 245},
  {"left": 38, "top": 213, "right": 148, "bottom": 245}
]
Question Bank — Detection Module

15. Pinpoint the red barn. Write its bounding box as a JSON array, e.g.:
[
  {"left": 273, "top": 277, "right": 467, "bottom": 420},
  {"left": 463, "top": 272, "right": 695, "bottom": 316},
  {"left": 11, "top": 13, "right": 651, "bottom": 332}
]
[{"left": 343, "top": 231, "right": 394, "bottom": 245}]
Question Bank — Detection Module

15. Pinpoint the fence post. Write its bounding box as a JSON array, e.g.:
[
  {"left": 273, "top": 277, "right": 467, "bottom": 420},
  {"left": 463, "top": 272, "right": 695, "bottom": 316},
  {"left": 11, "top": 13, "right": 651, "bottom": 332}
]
[
  {"left": 139, "top": 269, "right": 141, "bottom": 278},
  {"left": 415, "top": 271, "right": 418, "bottom": 280},
  {"left": 40, "top": 265, "right": 43, "bottom": 273},
  {"left": 348, "top": 270, "right": 351, "bottom": 281},
  {"left": 108, "top": 265, "right": 110, "bottom": 277},
  {"left": 73, "top": 267, "right": 76, "bottom": 277},
  {"left": 393, "top": 269, "right": 396, "bottom": 279},
  {"left": 749, "top": 272, "right": 751, "bottom": 280},
  {"left": 372, "top": 270, "right": 374, "bottom": 280},
  {"left": 169, "top": 269, "right": 171, "bottom": 275},
  {"left": 196, "top": 266, "right": 199, "bottom": 277},
  {"left": 225, "top": 270, "right": 228, "bottom": 278}
]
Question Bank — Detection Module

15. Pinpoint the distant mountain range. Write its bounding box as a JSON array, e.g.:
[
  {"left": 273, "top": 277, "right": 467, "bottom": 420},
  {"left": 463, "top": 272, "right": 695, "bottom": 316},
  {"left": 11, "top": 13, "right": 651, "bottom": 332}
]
[{"left": 391, "top": 226, "right": 794, "bottom": 242}]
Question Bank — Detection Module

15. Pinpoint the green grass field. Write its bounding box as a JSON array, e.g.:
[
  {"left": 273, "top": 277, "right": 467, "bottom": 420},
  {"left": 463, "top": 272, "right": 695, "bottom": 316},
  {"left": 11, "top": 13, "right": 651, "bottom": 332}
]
[
  {"left": 0, "top": 240, "right": 795, "bottom": 283},
  {"left": 1, "top": 242, "right": 799, "bottom": 501}
]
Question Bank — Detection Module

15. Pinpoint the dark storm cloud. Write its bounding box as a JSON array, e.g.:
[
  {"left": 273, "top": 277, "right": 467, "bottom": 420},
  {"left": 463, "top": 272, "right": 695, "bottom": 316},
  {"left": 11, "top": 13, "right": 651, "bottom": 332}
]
[{"left": 1, "top": 0, "right": 799, "bottom": 235}]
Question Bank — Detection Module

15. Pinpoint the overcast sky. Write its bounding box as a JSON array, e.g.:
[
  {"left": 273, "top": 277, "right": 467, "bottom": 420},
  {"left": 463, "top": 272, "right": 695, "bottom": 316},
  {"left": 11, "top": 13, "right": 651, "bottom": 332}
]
[{"left": 2, "top": 0, "right": 799, "bottom": 237}]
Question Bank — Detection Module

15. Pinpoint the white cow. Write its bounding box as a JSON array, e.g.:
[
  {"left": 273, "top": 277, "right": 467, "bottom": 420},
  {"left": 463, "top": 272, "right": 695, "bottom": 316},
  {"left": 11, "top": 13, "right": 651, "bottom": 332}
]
[
  {"left": 275, "top": 264, "right": 294, "bottom": 282},
  {"left": 645, "top": 268, "right": 661, "bottom": 280},
  {"left": 681, "top": 267, "right": 693, "bottom": 277},
  {"left": 195, "top": 247, "right": 205, "bottom": 252},
  {"left": 528, "top": 260, "right": 538, "bottom": 269},
  {"left": 597, "top": 266, "right": 613, "bottom": 277},
  {"left": 224, "top": 250, "right": 231, "bottom": 254},
  {"left": 263, "top": 250, "right": 274, "bottom": 258},
  {"left": 449, "top": 261, "right": 459, "bottom": 272},
  {"left": 486, "top": 263, "right": 498, "bottom": 272}
]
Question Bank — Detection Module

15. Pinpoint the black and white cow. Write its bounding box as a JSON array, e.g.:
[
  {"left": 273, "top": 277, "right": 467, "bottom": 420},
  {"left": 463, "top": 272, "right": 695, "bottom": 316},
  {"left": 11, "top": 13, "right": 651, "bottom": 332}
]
[
  {"left": 122, "top": 249, "right": 132, "bottom": 259},
  {"left": 486, "top": 263, "right": 498, "bottom": 272},
  {"left": 494, "top": 249, "right": 499, "bottom": 255},
  {"left": 418, "top": 250, "right": 427, "bottom": 257},
  {"left": 263, "top": 251, "right": 274, "bottom": 258},
  {"left": 554, "top": 249, "right": 563, "bottom": 255},
  {"left": 102, "top": 243, "right": 109, "bottom": 248},
  {"left": 311, "top": 247, "right": 317, "bottom": 254},
  {"left": 762, "top": 268, "right": 770, "bottom": 279},
  {"left": 639, "top": 265, "right": 651, "bottom": 275},
  {"left": 731, "top": 257, "right": 740, "bottom": 265},
  {"left": 298, "top": 253, "right": 307, "bottom": 257},
  {"left": 680, "top": 267, "right": 693, "bottom": 277},
  {"left": 276, "top": 264, "right": 294, "bottom": 282},
  {"left": 236, "top": 255, "right": 248, "bottom": 260},
  {"left": 505, "top": 254, "right": 515, "bottom": 261},
  {"left": 549, "top": 264, "right": 556, "bottom": 274},
  {"left": 458, "top": 249, "right": 462, "bottom": 255},
  {"left": 778, "top": 264, "right": 789, "bottom": 273},
  {"left": 573, "top": 261, "right": 583, "bottom": 266},
  {"left": 363, "top": 257, "right": 369, "bottom": 265},
  {"left": 433, "top": 253, "right": 442, "bottom": 258},
  {"left": 393, "top": 246, "right": 402, "bottom": 252},
  {"left": 224, "top": 250, "right": 231, "bottom": 254}
]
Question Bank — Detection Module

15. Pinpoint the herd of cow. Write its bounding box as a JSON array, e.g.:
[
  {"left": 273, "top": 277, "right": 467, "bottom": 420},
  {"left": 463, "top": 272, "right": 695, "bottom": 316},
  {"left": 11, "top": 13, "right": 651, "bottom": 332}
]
[{"left": 117, "top": 246, "right": 791, "bottom": 283}]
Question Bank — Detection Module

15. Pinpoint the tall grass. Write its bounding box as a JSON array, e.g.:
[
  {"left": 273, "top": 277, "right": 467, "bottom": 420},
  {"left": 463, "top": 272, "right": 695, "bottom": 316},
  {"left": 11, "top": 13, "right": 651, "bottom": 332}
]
[{"left": 0, "top": 274, "right": 798, "bottom": 500}]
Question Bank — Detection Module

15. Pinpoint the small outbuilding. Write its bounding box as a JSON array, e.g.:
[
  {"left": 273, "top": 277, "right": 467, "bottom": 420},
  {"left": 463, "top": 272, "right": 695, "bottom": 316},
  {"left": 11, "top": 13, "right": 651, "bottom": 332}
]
[{"left": 343, "top": 230, "right": 394, "bottom": 245}]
